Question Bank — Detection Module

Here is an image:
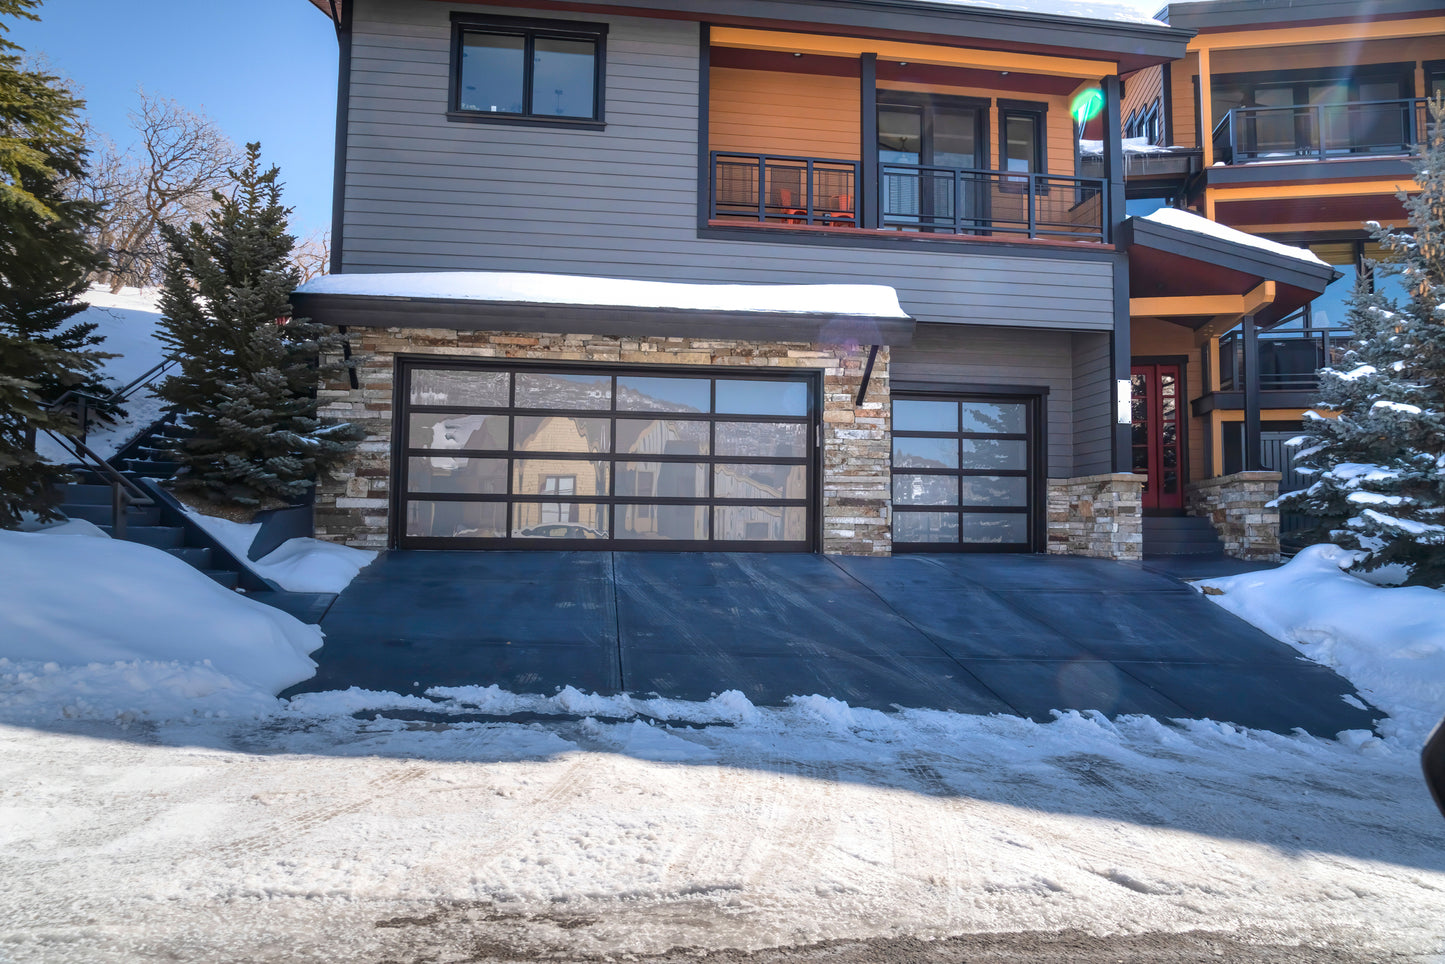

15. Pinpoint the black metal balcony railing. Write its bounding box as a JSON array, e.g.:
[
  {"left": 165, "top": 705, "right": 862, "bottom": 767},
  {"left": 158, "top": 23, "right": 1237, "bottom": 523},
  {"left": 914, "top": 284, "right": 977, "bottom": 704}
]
[
  {"left": 1212, "top": 97, "right": 1430, "bottom": 165},
  {"left": 711, "top": 153, "right": 860, "bottom": 226},
  {"left": 1217, "top": 326, "right": 1352, "bottom": 393},
  {"left": 710, "top": 153, "right": 1107, "bottom": 243},
  {"left": 879, "top": 163, "right": 1105, "bottom": 242}
]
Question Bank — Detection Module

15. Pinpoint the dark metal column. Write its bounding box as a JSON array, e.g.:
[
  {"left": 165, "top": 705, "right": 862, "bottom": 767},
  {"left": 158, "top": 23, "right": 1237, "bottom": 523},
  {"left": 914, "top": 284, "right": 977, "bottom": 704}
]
[
  {"left": 1104, "top": 74, "right": 1132, "bottom": 473},
  {"left": 860, "top": 53, "right": 878, "bottom": 230},
  {"left": 1242, "top": 314, "right": 1262, "bottom": 471}
]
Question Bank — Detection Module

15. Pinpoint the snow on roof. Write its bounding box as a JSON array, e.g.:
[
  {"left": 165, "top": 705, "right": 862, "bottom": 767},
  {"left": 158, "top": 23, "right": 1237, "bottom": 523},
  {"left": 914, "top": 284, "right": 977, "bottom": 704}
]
[
  {"left": 905, "top": 0, "right": 1167, "bottom": 25},
  {"left": 295, "top": 271, "right": 911, "bottom": 320},
  {"left": 1142, "top": 207, "right": 1328, "bottom": 267},
  {"left": 1079, "top": 136, "right": 1182, "bottom": 156}
]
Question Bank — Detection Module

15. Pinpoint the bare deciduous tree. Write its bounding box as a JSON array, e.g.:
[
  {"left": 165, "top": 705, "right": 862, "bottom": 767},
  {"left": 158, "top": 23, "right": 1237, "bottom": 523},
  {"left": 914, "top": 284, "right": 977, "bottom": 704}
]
[
  {"left": 290, "top": 230, "right": 330, "bottom": 282},
  {"left": 88, "top": 90, "right": 239, "bottom": 291}
]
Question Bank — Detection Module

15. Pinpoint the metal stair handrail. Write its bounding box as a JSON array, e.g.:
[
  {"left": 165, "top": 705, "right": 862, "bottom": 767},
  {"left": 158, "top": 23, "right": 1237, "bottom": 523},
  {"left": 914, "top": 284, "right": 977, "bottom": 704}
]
[
  {"left": 39, "top": 427, "right": 154, "bottom": 540},
  {"left": 44, "top": 354, "right": 179, "bottom": 444}
]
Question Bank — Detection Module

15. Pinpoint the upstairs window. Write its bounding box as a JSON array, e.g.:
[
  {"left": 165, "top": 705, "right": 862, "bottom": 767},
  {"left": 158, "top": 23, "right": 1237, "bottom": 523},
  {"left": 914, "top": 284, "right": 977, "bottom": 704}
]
[
  {"left": 450, "top": 14, "right": 606, "bottom": 125},
  {"left": 998, "top": 101, "right": 1047, "bottom": 188}
]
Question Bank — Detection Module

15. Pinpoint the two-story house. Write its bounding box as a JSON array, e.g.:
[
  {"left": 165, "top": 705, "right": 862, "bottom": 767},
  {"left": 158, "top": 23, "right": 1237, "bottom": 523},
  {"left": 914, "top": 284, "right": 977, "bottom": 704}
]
[
  {"left": 294, "top": 0, "right": 1336, "bottom": 561},
  {"left": 1115, "top": 0, "right": 1441, "bottom": 530}
]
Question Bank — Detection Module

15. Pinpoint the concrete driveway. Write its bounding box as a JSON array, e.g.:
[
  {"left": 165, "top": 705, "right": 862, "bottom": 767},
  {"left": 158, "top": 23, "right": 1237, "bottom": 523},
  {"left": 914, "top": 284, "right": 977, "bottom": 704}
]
[{"left": 287, "top": 551, "right": 1379, "bottom": 736}]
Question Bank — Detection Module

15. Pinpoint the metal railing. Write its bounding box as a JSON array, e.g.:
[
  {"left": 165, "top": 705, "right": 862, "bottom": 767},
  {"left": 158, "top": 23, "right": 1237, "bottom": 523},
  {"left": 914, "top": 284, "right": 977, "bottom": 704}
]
[
  {"left": 711, "top": 152, "right": 860, "bottom": 226},
  {"left": 1212, "top": 97, "right": 1429, "bottom": 165},
  {"left": 38, "top": 428, "right": 154, "bottom": 540},
  {"left": 879, "top": 163, "right": 1105, "bottom": 242},
  {"left": 44, "top": 354, "right": 179, "bottom": 444},
  {"left": 1218, "top": 326, "right": 1352, "bottom": 393}
]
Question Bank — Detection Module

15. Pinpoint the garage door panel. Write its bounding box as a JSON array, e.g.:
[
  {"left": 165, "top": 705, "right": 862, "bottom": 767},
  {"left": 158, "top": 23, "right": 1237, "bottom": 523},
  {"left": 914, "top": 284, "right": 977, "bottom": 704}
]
[{"left": 396, "top": 360, "right": 818, "bottom": 551}]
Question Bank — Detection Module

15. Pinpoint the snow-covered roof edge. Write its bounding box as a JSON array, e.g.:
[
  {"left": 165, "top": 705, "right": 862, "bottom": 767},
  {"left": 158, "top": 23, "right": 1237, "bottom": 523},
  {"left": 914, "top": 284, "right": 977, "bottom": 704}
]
[
  {"left": 1141, "top": 208, "right": 1328, "bottom": 267},
  {"left": 295, "top": 271, "right": 912, "bottom": 321}
]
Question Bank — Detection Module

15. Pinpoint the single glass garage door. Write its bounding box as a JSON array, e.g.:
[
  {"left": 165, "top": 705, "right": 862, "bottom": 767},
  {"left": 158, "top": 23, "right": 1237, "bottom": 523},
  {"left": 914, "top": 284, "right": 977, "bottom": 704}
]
[
  {"left": 397, "top": 360, "right": 818, "bottom": 550},
  {"left": 891, "top": 392, "right": 1041, "bottom": 552}
]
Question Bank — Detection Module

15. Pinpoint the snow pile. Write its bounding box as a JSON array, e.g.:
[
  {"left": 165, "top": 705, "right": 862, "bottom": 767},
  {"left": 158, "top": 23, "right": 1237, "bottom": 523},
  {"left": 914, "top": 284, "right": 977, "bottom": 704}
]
[
  {"left": 1143, "top": 207, "right": 1328, "bottom": 266},
  {"left": 296, "top": 271, "right": 911, "bottom": 320},
  {"left": 35, "top": 285, "right": 168, "bottom": 462},
  {"left": 0, "top": 529, "right": 322, "bottom": 722},
  {"left": 182, "top": 509, "right": 376, "bottom": 593},
  {"left": 1195, "top": 544, "right": 1445, "bottom": 744}
]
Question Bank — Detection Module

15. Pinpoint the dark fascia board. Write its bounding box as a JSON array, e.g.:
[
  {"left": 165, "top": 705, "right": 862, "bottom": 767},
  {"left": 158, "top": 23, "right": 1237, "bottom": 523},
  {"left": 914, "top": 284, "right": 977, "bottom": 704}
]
[
  {"left": 1206, "top": 157, "right": 1417, "bottom": 186},
  {"left": 1192, "top": 390, "right": 1318, "bottom": 415},
  {"left": 1121, "top": 215, "right": 1340, "bottom": 295},
  {"left": 307, "top": 0, "right": 342, "bottom": 27},
  {"left": 292, "top": 292, "right": 917, "bottom": 346},
  {"left": 558, "top": 0, "right": 1193, "bottom": 71},
  {"left": 1160, "top": 0, "right": 1440, "bottom": 29}
]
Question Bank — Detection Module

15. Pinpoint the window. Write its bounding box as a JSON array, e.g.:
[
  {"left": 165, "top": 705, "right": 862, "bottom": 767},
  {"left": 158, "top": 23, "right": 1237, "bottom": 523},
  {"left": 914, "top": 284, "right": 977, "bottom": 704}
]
[
  {"left": 450, "top": 13, "right": 606, "bottom": 125},
  {"left": 998, "top": 101, "right": 1046, "bottom": 188}
]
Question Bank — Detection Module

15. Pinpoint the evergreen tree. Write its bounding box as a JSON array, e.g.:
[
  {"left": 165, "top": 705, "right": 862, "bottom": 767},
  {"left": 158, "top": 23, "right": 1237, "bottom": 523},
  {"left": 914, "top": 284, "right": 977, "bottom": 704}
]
[
  {"left": 1280, "top": 96, "right": 1445, "bottom": 586},
  {"left": 155, "top": 142, "right": 359, "bottom": 507},
  {"left": 0, "top": 0, "right": 108, "bottom": 528}
]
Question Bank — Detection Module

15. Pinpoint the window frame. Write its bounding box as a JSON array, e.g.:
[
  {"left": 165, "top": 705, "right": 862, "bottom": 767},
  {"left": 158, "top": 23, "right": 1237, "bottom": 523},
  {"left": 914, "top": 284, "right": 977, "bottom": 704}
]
[
  {"left": 997, "top": 99, "right": 1048, "bottom": 194},
  {"left": 447, "top": 12, "right": 608, "bottom": 129}
]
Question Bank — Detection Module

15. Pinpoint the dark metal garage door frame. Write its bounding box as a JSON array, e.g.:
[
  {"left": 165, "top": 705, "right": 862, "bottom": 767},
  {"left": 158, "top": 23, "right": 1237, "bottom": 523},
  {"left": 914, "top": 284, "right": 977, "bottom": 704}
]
[
  {"left": 890, "top": 383, "right": 1048, "bottom": 554},
  {"left": 391, "top": 356, "right": 822, "bottom": 552}
]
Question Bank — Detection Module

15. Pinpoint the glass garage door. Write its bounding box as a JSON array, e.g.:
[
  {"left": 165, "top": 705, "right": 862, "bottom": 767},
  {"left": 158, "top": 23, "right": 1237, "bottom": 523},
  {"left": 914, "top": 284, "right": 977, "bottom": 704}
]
[
  {"left": 397, "top": 361, "right": 818, "bottom": 550},
  {"left": 891, "top": 392, "right": 1041, "bottom": 552}
]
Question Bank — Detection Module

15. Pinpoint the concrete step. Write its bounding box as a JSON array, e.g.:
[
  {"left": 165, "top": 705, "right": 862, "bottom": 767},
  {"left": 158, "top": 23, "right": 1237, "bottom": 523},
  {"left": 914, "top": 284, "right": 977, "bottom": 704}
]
[
  {"left": 124, "top": 458, "right": 180, "bottom": 477},
  {"left": 98, "top": 524, "right": 184, "bottom": 549},
  {"left": 1145, "top": 542, "right": 1226, "bottom": 557},
  {"left": 54, "top": 483, "right": 118, "bottom": 506},
  {"left": 203, "top": 569, "right": 240, "bottom": 590},
  {"left": 165, "top": 545, "right": 213, "bottom": 568},
  {"left": 68, "top": 503, "right": 161, "bottom": 527},
  {"left": 1143, "top": 516, "right": 1225, "bottom": 557}
]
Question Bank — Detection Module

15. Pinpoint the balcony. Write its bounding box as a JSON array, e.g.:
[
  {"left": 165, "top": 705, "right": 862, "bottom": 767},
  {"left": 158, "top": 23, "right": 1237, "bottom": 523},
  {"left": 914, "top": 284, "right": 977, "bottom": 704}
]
[
  {"left": 1212, "top": 97, "right": 1430, "bottom": 165},
  {"left": 710, "top": 152, "right": 1107, "bottom": 244},
  {"left": 1217, "top": 325, "right": 1352, "bottom": 394}
]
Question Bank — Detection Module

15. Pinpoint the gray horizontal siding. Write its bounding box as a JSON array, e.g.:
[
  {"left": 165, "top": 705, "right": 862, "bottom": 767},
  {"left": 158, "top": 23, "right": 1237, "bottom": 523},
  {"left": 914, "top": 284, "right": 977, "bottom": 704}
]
[
  {"left": 891, "top": 324, "right": 1075, "bottom": 478},
  {"left": 342, "top": 0, "right": 1117, "bottom": 333},
  {"left": 1070, "top": 332, "right": 1114, "bottom": 477}
]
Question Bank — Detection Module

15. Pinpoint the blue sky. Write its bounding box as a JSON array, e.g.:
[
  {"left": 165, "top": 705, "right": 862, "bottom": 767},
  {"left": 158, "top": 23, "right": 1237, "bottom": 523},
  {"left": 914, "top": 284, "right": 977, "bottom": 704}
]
[{"left": 9, "top": 0, "right": 340, "bottom": 238}]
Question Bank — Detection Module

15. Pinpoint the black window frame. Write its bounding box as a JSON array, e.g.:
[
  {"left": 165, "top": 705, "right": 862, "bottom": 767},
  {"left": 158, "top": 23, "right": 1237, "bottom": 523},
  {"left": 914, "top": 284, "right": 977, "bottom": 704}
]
[
  {"left": 997, "top": 99, "right": 1048, "bottom": 194},
  {"left": 447, "top": 12, "right": 608, "bottom": 129}
]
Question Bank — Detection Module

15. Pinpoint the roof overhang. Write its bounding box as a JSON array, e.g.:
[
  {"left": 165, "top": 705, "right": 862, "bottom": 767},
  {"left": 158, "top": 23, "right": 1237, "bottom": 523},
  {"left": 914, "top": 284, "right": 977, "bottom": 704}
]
[
  {"left": 291, "top": 274, "right": 917, "bottom": 346},
  {"left": 1161, "top": 0, "right": 1442, "bottom": 31},
  {"left": 306, "top": 0, "right": 341, "bottom": 26},
  {"left": 1121, "top": 215, "right": 1341, "bottom": 331}
]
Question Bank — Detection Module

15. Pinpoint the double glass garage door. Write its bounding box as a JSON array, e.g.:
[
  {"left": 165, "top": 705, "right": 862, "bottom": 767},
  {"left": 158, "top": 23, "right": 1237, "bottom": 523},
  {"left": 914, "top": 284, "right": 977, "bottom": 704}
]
[{"left": 398, "top": 361, "right": 817, "bottom": 550}]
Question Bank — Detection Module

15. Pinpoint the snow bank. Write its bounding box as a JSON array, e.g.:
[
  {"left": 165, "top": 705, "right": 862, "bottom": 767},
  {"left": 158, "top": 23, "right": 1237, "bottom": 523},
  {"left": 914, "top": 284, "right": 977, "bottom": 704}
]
[
  {"left": 0, "top": 530, "right": 322, "bottom": 721},
  {"left": 1195, "top": 544, "right": 1445, "bottom": 744},
  {"left": 181, "top": 509, "right": 376, "bottom": 593},
  {"left": 296, "top": 270, "right": 910, "bottom": 320},
  {"left": 35, "top": 285, "right": 167, "bottom": 463},
  {"left": 1143, "top": 208, "right": 1327, "bottom": 266}
]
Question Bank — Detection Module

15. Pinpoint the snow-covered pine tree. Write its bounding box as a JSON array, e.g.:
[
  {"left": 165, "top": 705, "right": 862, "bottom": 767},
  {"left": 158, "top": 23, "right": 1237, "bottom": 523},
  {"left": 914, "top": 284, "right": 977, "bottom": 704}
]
[
  {"left": 1280, "top": 96, "right": 1445, "bottom": 587},
  {"left": 0, "top": 0, "right": 108, "bottom": 527},
  {"left": 155, "top": 142, "right": 359, "bottom": 507}
]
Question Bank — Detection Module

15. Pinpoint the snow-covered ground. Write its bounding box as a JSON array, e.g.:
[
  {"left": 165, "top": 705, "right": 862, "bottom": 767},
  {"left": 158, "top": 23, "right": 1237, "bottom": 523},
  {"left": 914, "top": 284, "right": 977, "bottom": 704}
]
[
  {"left": 35, "top": 285, "right": 167, "bottom": 463},
  {"left": 1, "top": 534, "right": 1443, "bottom": 962},
  {"left": 182, "top": 508, "right": 377, "bottom": 593}
]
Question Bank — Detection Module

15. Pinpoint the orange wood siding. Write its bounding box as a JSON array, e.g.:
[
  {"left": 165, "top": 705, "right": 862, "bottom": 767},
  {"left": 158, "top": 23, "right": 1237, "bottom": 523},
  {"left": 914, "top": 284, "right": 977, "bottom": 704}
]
[
  {"left": 709, "top": 67, "right": 861, "bottom": 160},
  {"left": 1173, "top": 51, "right": 1200, "bottom": 148},
  {"left": 878, "top": 81, "right": 1077, "bottom": 176},
  {"left": 1131, "top": 317, "right": 1206, "bottom": 487},
  {"left": 1122, "top": 65, "right": 1164, "bottom": 139}
]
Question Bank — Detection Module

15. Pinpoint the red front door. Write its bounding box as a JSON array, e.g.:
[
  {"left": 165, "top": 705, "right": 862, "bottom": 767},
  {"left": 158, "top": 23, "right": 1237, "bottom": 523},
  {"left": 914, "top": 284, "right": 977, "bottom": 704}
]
[{"left": 1131, "top": 364, "right": 1184, "bottom": 511}]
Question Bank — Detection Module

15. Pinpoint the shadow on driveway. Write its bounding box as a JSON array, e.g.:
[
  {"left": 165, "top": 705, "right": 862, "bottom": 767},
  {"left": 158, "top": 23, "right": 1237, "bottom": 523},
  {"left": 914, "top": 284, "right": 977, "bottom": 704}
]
[{"left": 287, "top": 551, "right": 1378, "bottom": 738}]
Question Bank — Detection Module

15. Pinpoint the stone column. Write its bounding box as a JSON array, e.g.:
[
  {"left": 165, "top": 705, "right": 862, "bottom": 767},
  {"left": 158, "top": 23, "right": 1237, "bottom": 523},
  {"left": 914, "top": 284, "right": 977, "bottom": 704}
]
[
  {"left": 1046, "top": 473, "right": 1145, "bottom": 560},
  {"left": 1186, "top": 471, "right": 1282, "bottom": 562}
]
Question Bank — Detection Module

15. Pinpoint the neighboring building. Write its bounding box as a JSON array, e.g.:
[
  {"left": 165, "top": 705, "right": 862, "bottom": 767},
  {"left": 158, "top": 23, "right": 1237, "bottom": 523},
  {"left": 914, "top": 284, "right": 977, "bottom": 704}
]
[
  {"left": 295, "top": 0, "right": 1337, "bottom": 561},
  {"left": 1116, "top": 0, "right": 1442, "bottom": 509}
]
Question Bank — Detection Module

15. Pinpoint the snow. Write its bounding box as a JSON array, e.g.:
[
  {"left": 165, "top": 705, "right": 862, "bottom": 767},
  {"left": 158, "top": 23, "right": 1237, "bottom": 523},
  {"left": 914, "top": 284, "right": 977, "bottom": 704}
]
[
  {"left": 181, "top": 508, "right": 377, "bottom": 593},
  {"left": 3, "top": 529, "right": 1445, "bottom": 959},
  {"left": 911, "top": 0, "right": 1166, "bottom": 25},
  {"left": 34, "top": 285, "right": 168, "bottom": 463},
  {"left": 296, "top": 271, "right": 911, "bottom": 320},
  {"left": 1195, "top": 544, "right": 1445, "bottom": 744},
  {"left": 1373, "top": 399, "right": 1424, "bottom": 415},
  {"left": 1142, "top": 208, "right": 1329, "bottom": 265},
  {"left": 1336, "top": 363, "right": 1378, "bottom": 381},
  {"left": 0, "top": 529, "right": 321, "bottom": 721},
  {"left": 1359, "top": 508, "right": 1445, "bottom": 539},
  {"left": 1078, "top": 136, "right": 1180, "bottom": 155}
]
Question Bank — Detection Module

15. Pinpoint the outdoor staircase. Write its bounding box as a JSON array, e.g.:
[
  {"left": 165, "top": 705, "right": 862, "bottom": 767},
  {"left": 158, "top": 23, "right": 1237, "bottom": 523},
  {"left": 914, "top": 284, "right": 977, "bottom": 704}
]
[
  {"left": 1142, "top": 515, "right": 1226, "bottom": 558},
  {"left": 49, "top": 418, "right": 261, "bottom": 591}
]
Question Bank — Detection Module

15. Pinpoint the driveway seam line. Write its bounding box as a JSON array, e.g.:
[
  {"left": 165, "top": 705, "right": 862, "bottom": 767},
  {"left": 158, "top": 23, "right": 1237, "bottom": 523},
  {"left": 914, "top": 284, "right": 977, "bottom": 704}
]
[
  {"left": 820, "top": 556, "right": 1022, "bottom": 716},
  {"left": 611, "top": 552, "right": 625, "bottom": 693}
]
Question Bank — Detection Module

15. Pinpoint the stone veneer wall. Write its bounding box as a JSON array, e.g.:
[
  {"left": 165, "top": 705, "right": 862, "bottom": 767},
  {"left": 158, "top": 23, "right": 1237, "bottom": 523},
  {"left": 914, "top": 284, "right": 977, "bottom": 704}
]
[
  {"left": 1046, "top": 473, "right": 1144, "bottom": 560},
  {"left": 314, "top": 328, "right": 892, "bottom": 556},
  {"left": 1186, "top": 471, "right": 1282, "bottom": 562}
]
